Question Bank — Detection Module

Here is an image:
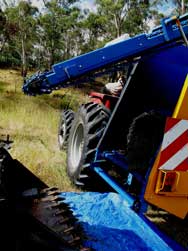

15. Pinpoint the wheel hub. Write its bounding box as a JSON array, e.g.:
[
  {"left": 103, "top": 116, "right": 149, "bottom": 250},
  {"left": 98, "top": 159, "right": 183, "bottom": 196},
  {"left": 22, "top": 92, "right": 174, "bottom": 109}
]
[{"left": 70, "top": 122, "right": 84, "bottom": 172}]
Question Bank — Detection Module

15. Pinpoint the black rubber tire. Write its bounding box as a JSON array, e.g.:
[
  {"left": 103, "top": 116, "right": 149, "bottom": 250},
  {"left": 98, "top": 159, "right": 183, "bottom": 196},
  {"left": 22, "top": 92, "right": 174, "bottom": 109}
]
[
  {"left": 58, "top": 109, "right": 74, "bottom": 150},
  {"left": 126, "top": 110, "right": 165, "bottom": 175},
  {"left": 66, "top": 102, "right": 110, "bottom": 186}
]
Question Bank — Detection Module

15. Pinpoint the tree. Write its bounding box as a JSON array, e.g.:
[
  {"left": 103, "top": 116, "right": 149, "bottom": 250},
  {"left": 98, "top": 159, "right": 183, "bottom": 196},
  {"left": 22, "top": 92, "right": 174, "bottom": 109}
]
[
  {"left": 0, "top": 0, "right": 17, "bottom": 9},
  {"left": 0, "top": 0, "right": 163, "bottom": 71},
  {"left": 80, "top": 0, "right": 152, "bottom": 53},
  {"left": 4, "top": 1, "right": 39, "bottom": 76},
  {"left": 0, "top": 7, "right": 20, "bottom": 68},
  {"left": 153, "top": 0, "right": 188, "bottom": 16},
  {"left": 0, "top": 8, "right": 7, "bottom": 52},
  {"left": 124, "top": 0, "right": 151, "bottom": 35},
  {"left": 171, "top": 0, "right": 188, "bottom": 15},
  {"left": 95, "top": 0, "right": 151, "bottom": 39},
  {"left": 61, "top": 6, "right": 84, "bottom": 58},
  {"left": 39, "top": 0, "right": 83, "bottom": 68},
  {"left": 81, "top": 12, "right": 107, "bottom": 51}
]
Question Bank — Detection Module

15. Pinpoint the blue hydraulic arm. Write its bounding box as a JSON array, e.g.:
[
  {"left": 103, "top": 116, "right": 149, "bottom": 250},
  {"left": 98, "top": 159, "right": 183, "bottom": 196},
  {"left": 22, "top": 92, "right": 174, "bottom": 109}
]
[{"left": 23, "top": 14, "right": 188, "bottom": 95}]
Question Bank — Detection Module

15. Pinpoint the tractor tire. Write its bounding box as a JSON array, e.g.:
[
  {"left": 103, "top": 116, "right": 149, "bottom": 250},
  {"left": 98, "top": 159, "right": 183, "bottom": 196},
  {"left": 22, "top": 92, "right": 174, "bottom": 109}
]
[
  {"left": 66, "top": 102, "right": 110, "bottom": 187},
  {"left": 58, "top": 109, "right": 74, "bottom": 150},
  {"left": 126, "top": 110, "right": 165, "bottom": 176}
]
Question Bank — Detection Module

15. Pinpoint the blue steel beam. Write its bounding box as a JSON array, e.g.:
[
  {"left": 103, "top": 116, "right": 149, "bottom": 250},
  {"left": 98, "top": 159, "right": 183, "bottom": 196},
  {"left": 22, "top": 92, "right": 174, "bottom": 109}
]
[
  {"left": 103, "top": 151, "right": 144, "bottom": 184},
  {"left": 93, "top": 166, "right": 134, "bottom": 206},
  {"left": 23, "top": 14, "right": 188, "bottom": 95}
]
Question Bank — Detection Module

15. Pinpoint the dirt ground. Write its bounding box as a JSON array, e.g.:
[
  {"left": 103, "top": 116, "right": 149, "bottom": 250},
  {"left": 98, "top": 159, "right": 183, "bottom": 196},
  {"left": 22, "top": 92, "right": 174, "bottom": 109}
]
[{"left": 146, "top": 207, "right": 188, "bottom": 249}]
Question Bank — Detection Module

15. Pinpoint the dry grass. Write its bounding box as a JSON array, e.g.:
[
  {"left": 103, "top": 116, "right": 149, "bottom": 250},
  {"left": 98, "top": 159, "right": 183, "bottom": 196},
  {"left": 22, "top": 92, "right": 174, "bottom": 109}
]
[
  {"left": 1, "top": 69, "right": 187, "bottom": 249},
  {"left": 0, "top": 68, "right": 88, "bottom": 191}
]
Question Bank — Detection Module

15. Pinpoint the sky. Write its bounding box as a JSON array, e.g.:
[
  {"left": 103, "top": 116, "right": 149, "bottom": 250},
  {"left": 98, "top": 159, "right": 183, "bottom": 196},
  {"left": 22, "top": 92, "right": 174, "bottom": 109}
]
[
  {"left": 31, "top": 0, "right": 96, "bottom": 11},
  {"left": 0, "top": 0, "right": 175, "bottom": 15},
  {"left": 78, "top": 0, "right": 95, "bottom": 10},
  {"left": 30, "top": 0, "right": 176, "bottom": 16},
  {"left": 30, "top": 0, "right": 176, "bottom": 32}
]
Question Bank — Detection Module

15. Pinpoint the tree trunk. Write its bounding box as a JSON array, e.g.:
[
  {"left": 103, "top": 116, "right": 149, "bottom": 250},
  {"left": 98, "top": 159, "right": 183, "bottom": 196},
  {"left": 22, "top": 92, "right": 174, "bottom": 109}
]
[
  {"left": 181, "top": 0, "right": 185, "bottom": 14},
  {"left": 0, "top": 37, "right": 7, "bottom": 53},
  {"left": 114, "top": 14, "right": 121, "bottom": 37},
  {"left": 21, "top": 37, "right": 27, "bottom": 77}
]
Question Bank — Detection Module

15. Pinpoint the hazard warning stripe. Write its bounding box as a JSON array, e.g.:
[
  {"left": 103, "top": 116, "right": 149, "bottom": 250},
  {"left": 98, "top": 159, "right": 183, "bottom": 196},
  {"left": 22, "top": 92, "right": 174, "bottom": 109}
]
[
  {"left": 164, "top": 117, "right": 180, "bottom": 133},
  {"left": 159, "top": 144, "right": 188, "bottom": 170},
  {"left": 158, "top": 130, "right": 188, "bottom": 167},
  {"left": 161, "top": 119, "right": 188, "bottom": 150},
  {"left": 158, "top": 117, "right": 188, "bottom": 171},
  {"left": 174, "top": 157, "right": 188, "bottom": 171}
]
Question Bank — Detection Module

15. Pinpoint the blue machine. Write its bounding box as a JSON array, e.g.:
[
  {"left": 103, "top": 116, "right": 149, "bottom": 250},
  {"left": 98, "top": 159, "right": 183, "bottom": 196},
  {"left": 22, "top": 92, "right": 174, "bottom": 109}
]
[
  {"left": 23, "top": 14, "right": 188, "bottom": 251},
  {"left": 23, "top": 14, "right": 188, "bottom": 95}
]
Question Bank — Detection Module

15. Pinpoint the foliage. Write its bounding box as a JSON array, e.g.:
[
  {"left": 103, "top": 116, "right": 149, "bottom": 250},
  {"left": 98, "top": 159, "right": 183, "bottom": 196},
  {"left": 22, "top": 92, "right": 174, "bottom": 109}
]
[
  {"left": 0, "top": 0, "right": 180, "bottom": 72},
  {"left": 38, "top": 1, "right": 84, "bottom": 68},
  {"left": 154, "top": 0, "right": 188, "bottom": 16},
  {"left": 1, "top": 1, "right": 39, "bottom": 76},
  {"left": 167, "top": 0, "right": 188, "bottom": 15}
]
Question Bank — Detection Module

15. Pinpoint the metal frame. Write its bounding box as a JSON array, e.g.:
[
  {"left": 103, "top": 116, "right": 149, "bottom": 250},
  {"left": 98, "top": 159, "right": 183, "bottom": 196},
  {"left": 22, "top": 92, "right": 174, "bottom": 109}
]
[
  {"left": 23, "top": 14, "right": 188, "bottom": 95},
  {"left": 91, "top": 149, "right": 187, "bottom": 251},
  {"left": 22, "top": 13, "right": 188, "bottom": 251}
]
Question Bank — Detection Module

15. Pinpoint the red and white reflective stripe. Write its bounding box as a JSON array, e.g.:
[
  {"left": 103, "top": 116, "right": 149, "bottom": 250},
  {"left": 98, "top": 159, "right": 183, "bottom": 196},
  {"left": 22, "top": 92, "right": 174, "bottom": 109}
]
[{"left": 158, "top": 117, "right": 188, "bottom": 171}]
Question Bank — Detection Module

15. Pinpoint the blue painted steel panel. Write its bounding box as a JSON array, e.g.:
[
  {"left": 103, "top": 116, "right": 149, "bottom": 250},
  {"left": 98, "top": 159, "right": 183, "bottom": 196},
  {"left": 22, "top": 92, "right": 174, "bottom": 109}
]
[
  {"left": 47, "top": 28, "right": 188, "bottom": 86},
  {"left": 97, "top": 44, "right": 188, "bottom": 150},
  {"left": 23, "top": 14, "right": 188, "bottom": 95},
  {"left": 140, "top": 44, "right": 188, "bottom": 113}
]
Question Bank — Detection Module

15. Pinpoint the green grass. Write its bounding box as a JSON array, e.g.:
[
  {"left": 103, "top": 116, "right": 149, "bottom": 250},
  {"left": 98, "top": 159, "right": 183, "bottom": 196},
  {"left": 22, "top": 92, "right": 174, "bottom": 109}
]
[{"left": 0, "top": 68, "right": 88, "bottom": 191}]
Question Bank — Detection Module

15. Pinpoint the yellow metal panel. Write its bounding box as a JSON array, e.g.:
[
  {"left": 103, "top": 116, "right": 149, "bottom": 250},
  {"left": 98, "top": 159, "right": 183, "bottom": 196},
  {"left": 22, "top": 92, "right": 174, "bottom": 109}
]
[
  {"left": 173, "top": 74, "right": 188, "bottom": 119},
  {"left": 144, "top": 75, "right": 188, "bottom": 219},
  {"left": 155, "top": 170, "right": 188, "bottom": 196},
  {"left": 144, "top": 152, "right": 188, "bottom": 219}
]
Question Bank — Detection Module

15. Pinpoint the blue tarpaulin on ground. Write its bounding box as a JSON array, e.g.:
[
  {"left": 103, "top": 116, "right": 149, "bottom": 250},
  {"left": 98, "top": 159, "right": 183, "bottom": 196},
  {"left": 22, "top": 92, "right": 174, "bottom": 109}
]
[{"left": 61, "top": 192, "right": 180, "bottom": 251}]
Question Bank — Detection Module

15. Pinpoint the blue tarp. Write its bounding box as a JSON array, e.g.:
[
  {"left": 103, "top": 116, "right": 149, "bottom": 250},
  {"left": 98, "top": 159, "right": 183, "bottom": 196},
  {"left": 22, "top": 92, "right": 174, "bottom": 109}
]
[{"left": 61, "top": 192, "right": 181, "bottom": 251}]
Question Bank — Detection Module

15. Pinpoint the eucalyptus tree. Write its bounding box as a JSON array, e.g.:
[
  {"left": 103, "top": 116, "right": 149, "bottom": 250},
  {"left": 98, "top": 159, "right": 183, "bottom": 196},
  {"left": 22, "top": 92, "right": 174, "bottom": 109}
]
[
  {"left": 82, "top": 0, "right": 152, "bottom": 53},
  {"left": 169, "top": 0, "right": 188, "bottom": 15},
  {"left": 4, "top": 1, "right": 39, "bottom": 76},
  {"left": 124, "top": 0, "right": 151, "bottom": 35},
  {"left": 94, "top": 0, "right": 151, "bottom": 39},
  {"left": 81, "top": 11, "right": 107, "bottom": 51},
  {"left": 0, "top": 7, "right": 20, "bottom": 68},
  {"left": 39, "top": 0, "right": 83, "bottom": 68},
  {"left": 62, "top": 6, "right": 85, "bottom": 58},
  {"left": 0, "top": 8, "right": 7, "bottom": 52}
]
